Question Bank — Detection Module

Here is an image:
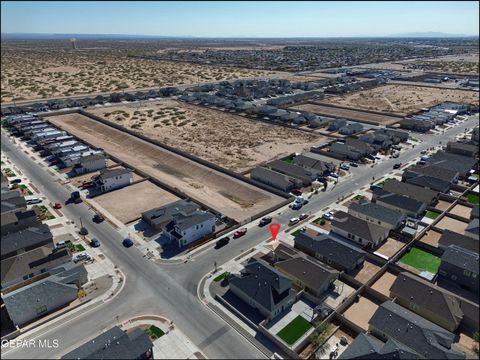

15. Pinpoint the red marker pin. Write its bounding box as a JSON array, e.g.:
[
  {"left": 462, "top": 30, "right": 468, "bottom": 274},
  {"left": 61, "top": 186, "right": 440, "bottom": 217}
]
[{"left": 269, "top": 224, "right": 280, "bottom": 241}]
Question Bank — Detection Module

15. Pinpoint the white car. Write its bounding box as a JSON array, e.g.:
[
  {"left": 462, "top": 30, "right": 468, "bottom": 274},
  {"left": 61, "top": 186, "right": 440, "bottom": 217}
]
[
  {"left": 340, "top": 164, "right": 350, "bottom": 171},
  {"left": 289, "top": 217, "right": 300, "bottom": 226},
  {"left": 73, "top": 252, "right": 91, "bottom": 263}
]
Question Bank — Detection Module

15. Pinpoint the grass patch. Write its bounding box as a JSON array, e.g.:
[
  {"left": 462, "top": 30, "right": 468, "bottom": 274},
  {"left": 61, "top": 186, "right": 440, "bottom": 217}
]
[
  {"left": 276, "top": 315, "right": 312, "bottom": 346},
  {"left": 75, "top": 244, "right": 86, "bottom": 252},
  {"left": 213, "top": 271, "right": 229, "bottom": 282},
  {"left": 399, "top": 247, "right": 441, "bottom": 274},
  {"left": 145, "top": 325, "right": 165, "bottom": 340},
  {"left": 4, "top": 168, "right": 16, "bottom": 177},
  {"left": 291, "top": 229, "right": 304, "bottom": 236},
  {"left": 313, "top": 217, "right": 323, "bottom": 224},
  {"left": 283, "top": 156, "right": 295, "bottom": 164},
  {"left": 19, "top": 184, "right": 33, "bottom": 195},
  {"left": 32, "top": 205, "right": 55, "bottom": 220},
  {"left": 425, "top": 210, "right": 441, "bottom": 220},
  {"left": 467, "top": 193, "right": 479, "bottom": 205},
  {"left": 354, "top": 194, "right": 366, "bottom": 201}
]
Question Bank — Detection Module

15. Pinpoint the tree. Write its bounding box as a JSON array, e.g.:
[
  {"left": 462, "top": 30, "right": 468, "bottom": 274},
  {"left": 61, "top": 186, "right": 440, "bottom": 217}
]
[{"left": 309, "top": 322, "right": 329, "bottom": 347}]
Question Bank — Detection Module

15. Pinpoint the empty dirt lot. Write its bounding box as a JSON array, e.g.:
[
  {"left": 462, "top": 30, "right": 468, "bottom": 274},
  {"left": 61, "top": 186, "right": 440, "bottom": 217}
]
[
  {"left": 449, "top": 204, "right": 473, "bottom": 219},
  {"left": 419, "top": 230, "right": 443, "bottom": 247},
  {"left": 375, "top": 238, "right": 406, "bottom": 259},
  {"left": 435, "top": 216, "right": 469, "bottom": 234},
  {"left": 93, "top": 180, "right": 180, "bottom": 224},
  {"left": 343, "top": 297, "right": 379, "bottom": 331},
  {"left": 320, "top": 84, "right": 480, "bottom": 116},
  {"left": 290, "top": 103, "right": 401, "bottom": 125},
  {"left": 88, "top": 100, "right": 324, "bottom": 172},
  {"left": 47, "top": 113, "right": 284, "bottom": 222}
]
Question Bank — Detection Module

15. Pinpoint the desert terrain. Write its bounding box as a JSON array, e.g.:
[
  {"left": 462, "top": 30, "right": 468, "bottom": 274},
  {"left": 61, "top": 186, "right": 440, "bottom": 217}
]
[
  {"left": 1, "top": 43, "right": 273, "bottom": 102},
  {"left": 322, "top": 84, "right": 480, "bottom": 115},
  {"left": 87, "top": 100, "right": 324, "bottom": 172},
  {"left": 47, "top": 112, "right": 285, "bottom": 222}
]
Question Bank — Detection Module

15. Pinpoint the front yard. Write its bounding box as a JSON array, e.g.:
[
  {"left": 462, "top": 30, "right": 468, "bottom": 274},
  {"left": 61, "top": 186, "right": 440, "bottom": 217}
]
[
  {"left": 276, "top": 315, "right": 312, "bottom": 346},
  {"left": 399, "top": 247, "right": 441, "bottom": 274},
  {"left": 32, "top": 205, "right": 55, "bottom": 220},
  {"left": 145, "top": 325, "right": 165, "bottom": 340},
  {"left": 467, "top": 193, "right": 479, "bottom": 205}
]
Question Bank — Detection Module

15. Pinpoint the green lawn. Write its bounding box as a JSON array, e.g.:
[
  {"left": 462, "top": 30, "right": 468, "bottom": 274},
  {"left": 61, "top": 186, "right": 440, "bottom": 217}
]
[
  {"left": 291, "top": 229, "right": 304, "bottom": 236},
  {"left": 145, "top": 325, "right": 165, "bottom": 340},
  {"left": 213, "top": 271, "right": 229, "bottom": 282},
  {"left": 399, "top": 247, "right": 441, "bottom": 274},
  {"left": 313, "top": 217, "right": 323, "bottom": 224},
  {"left": 277, "top": 316, "right": 312, "bottom": 345},
  {"left": 467, "top": 193, "right": 479, "bottom": 205},
  {"left": 283, "top": 157, "right": 295, "bottom": 164},
  {"left": 19, "top": 184, "right": 33, "bottom": 195},
  {"left": 425, "top": 210, "right": 440, "bottom": 220},
  {"left": 75, "top": 244, "right": 86, "bottom": 252}
]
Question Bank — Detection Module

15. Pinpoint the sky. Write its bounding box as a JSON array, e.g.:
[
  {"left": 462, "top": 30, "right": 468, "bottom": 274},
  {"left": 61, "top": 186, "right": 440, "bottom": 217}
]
[{"left": 1, "top": 1, "right": 479, "bottom": 38}]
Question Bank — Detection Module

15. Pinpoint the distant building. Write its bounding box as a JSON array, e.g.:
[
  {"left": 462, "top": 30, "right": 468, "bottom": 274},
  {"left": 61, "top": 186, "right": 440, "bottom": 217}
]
[
  {"left": 73, "top": 153, "right": 107, "bottom": 174},
  {"left": 92, "top": 168, "right": 133, "bottom": 193}
]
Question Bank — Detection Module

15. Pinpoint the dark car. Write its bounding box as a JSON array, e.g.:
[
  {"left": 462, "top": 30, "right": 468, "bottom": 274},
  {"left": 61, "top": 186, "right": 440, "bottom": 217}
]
[
  {"left": 233, "top": 228, "right": 247, "bottom": 238},
  {"left": 90, "top": 238, "right": 101, "bottom": 247},
  {"left": 122, "top": 238, "right": 134, "bottom": 248},
  {"left": 349, "top": 162, "right": 359, "bottom": 167},
  {"left": 299, "top": 213, "right": 308, "bottom": 221},
  {"left": 291, "top": 189, "right": 303, "bottom": 196},
  {"left": 10, "top": 179, "right": 22, "bottom": 184},
  {"left": 370, "top": 184, "right": 382, "bottom": 191},
  {"left": 259, "top": 216, "right": 272, "bottom": 227},
  {"left": 93, "top": 214, "right": 104, "bottom": 223},
  {"left": 393, "top": 163, "right": 402, "bottom": 169},
  {"left": 79, "top": 227, "right": 89, "bottom": 236},
  {"left": 215, "top": 237, "right": 230, "bottom": 249}
]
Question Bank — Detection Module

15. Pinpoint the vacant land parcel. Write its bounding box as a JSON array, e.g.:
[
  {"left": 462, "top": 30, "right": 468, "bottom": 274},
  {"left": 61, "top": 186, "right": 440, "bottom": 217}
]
[
  {"left": 47, "top": 113, "right": 284, "bottom": 222},
  {"left": 321, "top": 84, "right": 480, "bottom": 115},
  {"left": 88, "top": 100, "right": 323, "bottom": 172},
  {"left": 290, "top": 103, "right": 401, "bottom": 125}
]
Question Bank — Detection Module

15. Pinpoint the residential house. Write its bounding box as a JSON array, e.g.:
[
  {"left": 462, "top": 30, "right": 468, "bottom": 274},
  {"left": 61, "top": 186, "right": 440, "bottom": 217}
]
[
  {"left": 339, "top": 123, "right": 363, "bottom": 135},
  {"left": 472, "top": 205, "right": 479, "bottom": 220},
  {"left": 404, "top": 174, "right": 451, "bottom": 193},
  {"left": 271, "top": 243, "right": 339, "bottom": 298},
  {"left": 229, "top": 259, "right": 296, "bottom": 319},
  {"left": 425, "top": 151, "right": 477, "bottom": 179},
  {"left": 438, "top": 229, "right": 479, "bottom": 253},
  {"left": 92, "top": 168, "right": 133, "bottom": 193},
  {"left": 368, "top": 301, "right": 465, "bottom": 359},
  {"left": 1, "top": 208, "right": 41, "bottom": 236},
  {"left": 375, "top": 128, "right": 409, "bottom": 143},
  {"left": 1, "top": 190, "right": 27, "bottom": 216},
  {"left": 339, "top": 333, "right": 420, "bottom": 359},
  {"left": 142, "top": 200, "right": 215, "bottom": 247},
  {"left": 348, "top": 202, "right": 405, "bottom": 230},
  {"left": 438, "top": 245, "right": 479, "bottom": 295},
  {"left": 250, "top": 167, "right": 300, "bottom": 193},
  {"left": 294, "top": 232, "right": 366, "bottom": 272},
  {"left": 61, "top": 326, "right": 153, "bottom": 360},
  {"left": 399, "top": 118, "right": 435, "bottom": 132},
  {"left": 268, "top": 160, "right": 320, "bottom": 186},
  {"left": 464, "top": 218, "right": 479, "bottom": 240},
  {"left": 390, "top": 272, "right": 463, "bottom": 332},
  {"left": 382, "top": 179, "right": 439, "bottom": 205},
  {"left": 3, "top": 263, "right": 88, "bottom": 326},
  {"left": 1, "top": 224, "right": 54, "bottom": 261},
  {"left": 292, "top": 154, "right": 336, "bottom": 175},
  {"left": 331, "top": 211, "right": 390, "bottom": 248},
  {"left": 446, "top": 142, "right": 479, "bottom": 158},
  {"left": 402, "top": 164, "right": 459, "bottom": 184},
  {"left": 359, "top": 132, "right": 392, "bottom": 151},
  {"left": 73, "top": 153, "right": 107, "bottom": 174},
  {"left": 329, "top": 138, "right": 375, "bottom": 161},
  {"left": 327, "top": 119, "right": 347, "bottom": 131},
  {"left": 373, "top": 189, "right": 427, "bottom": 218}
]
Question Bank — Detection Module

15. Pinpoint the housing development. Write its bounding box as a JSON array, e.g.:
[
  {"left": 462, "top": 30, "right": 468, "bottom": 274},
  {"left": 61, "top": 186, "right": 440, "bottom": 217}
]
[{"left": 1, "top": 2, "right": 479, "bottom": 360}]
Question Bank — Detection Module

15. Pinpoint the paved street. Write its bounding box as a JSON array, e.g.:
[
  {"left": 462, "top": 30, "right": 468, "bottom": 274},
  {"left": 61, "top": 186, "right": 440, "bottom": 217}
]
[{"left": 1, "top": 114, "right": 477, "bottom": 359}]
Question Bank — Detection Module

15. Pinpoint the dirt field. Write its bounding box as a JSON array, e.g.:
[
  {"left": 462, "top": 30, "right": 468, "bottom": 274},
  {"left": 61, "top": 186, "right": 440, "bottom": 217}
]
[
  {"left": 47, "top": 113, "right": 284, "bottom": 222},
  {"left": 320, "top": 85, "right": 480, "bottom": 116},
  {"left": 87, "top": 100, "right": 324, "bottom": 172},
  {"left": 435, "top": 200, "right": 453, "bottom": 212},
  {"left": 94, "top": 180, "right": 179, "bottom": 224},
  {"left": 403, "top": 53, "right": 479, "bottom": 74},
  {"left": 343, "top": 297, "right": 379, "bottom": 331},
  {"left": 435, "top": 216, "right": 469, "bottom": 234},
  {"left": 1, "top": 44, "right": 273, "bottom": 102},
  {"left": 370, "top": 271, "right": 397, "bottom": 297},
  {"left": 419, "top": 230, "right": 443, "bottom": 247},
  {"left": 352, "top": 260, "right": 381, "bottom": 283},
  {"left": 375, "top": 238, "right": 406, "bottom": 259},
  {"left": 290, "top": 103, "right": 401, "bottom": 125},
  {"left": 449, "top": 204, "right": 473, "bottom": 219}
]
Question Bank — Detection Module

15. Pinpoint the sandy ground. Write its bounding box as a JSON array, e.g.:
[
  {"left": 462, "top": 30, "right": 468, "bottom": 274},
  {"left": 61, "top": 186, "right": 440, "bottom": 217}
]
[
  {"left": 343, "top": 297, "right": 379, "bottom": 331},
  {"left": 1, "top": 46, "right": 273, "bottom": 102},
  {"left": 93, "top": 180, "right": 179, "bottom": 224},
  {"left": 435, "top": 216, "right": 469, "bottom": 234},
  {"left": 351, "top": 261, "right": 381, "bottom": 283},
  {"left": 375, "top": 238, "right": 406, "bottom": 259},
  {"left": 321, "top": 85, "right": 480, "bottom": 116},
  {"left": 48, "top": 113, "right": 284, "bottom": 222},
  {"left": 88, "top": 100, "right": 324, "bottom": 173},
  {"left": 403, "top": 53, "right": 479, "bottom": 74},
  {"left": 435, "top": 200, "right": 453, "bottom": 212},
  {"left": 419, "top": 230, "right": 443, "bottom": 248},
  {"left": 371, "top": 271, "right": 397, "bottom": 297},
  {"left": 290, "top": 103, "right": 401, "bottom": 125},
  {"left": 449, "top": 204, "right": 473, "bottom": 219}
]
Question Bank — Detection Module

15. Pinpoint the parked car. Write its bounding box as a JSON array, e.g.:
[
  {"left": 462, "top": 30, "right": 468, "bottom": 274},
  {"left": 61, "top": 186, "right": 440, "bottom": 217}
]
[
  {"left": 392, "top": 145, "right": 402, "bottom": 150},
  {"left": 289, "top": 217, "right": 300, "bottom": 226},
  {"left": 329, "top": 172, "right": 339, "bottom": 178},
  {"left": 26, "top": 197, "right": 42, "bottom": 205},
  {"left": 233, "top": 228, "right": 247, "bottom": 238},
  {"left": 10, "top": 179, "right": 22, "bottom": 184},
  {"left": 392, "top": 152, "right": 399, "bottom": 158},
  {"left": 259, "top": 216, "right": 272, "bottom": 227},
  {"left": 55, "top": 241, "right": 68, "bottom": 250},
  {"left": 349, "top": 162, "right": 358, "bottom": 167},
  {"left": 366, "top": 155, "right": 376, "bottom": 161},
  {"left": 79, "top": 227, "right": 89, "bottom": 236},
  {"left": 340, "top": 164, "right": 350, "bottom": 171},
  {"left": 90, "top": 238, "right": 101, "bottom": 247},
  {"left": 52, "top": 202, "right": 62, "bottom": 209},
  {"left": 374, "top": 156, "right": 381, "bottom": 160},
  {"left": 322, "top": 212, "right": 334, "bottom": 220},
  {"left": 290, "top": 189, "right": 303, "bottom": 196},
  {"left": 299, "top": 213, "right": 308, "bottom": 221},
  {"left": 122, "top": 238, "right": 134, "bottom": 248},
  {"left": 215, "top": 237, "right": 230, "bottom": 248},
  {"left": 370, "top": 184, "right": 382, "bottom": 190},
  {"left": 420, "top": 150, "right": 428, "bottom": 155},
  {"left": 73, "top": 252, "right": 91, "bottom": 263},
  {"left": 393, "top": 163, "right": 402, "bottom": 169},
  {"left": 290, "top": 202, "right": 302, "bottom": 210},
  {"left": 93, "top": 213, "right": 104, "bottom": 223}
]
